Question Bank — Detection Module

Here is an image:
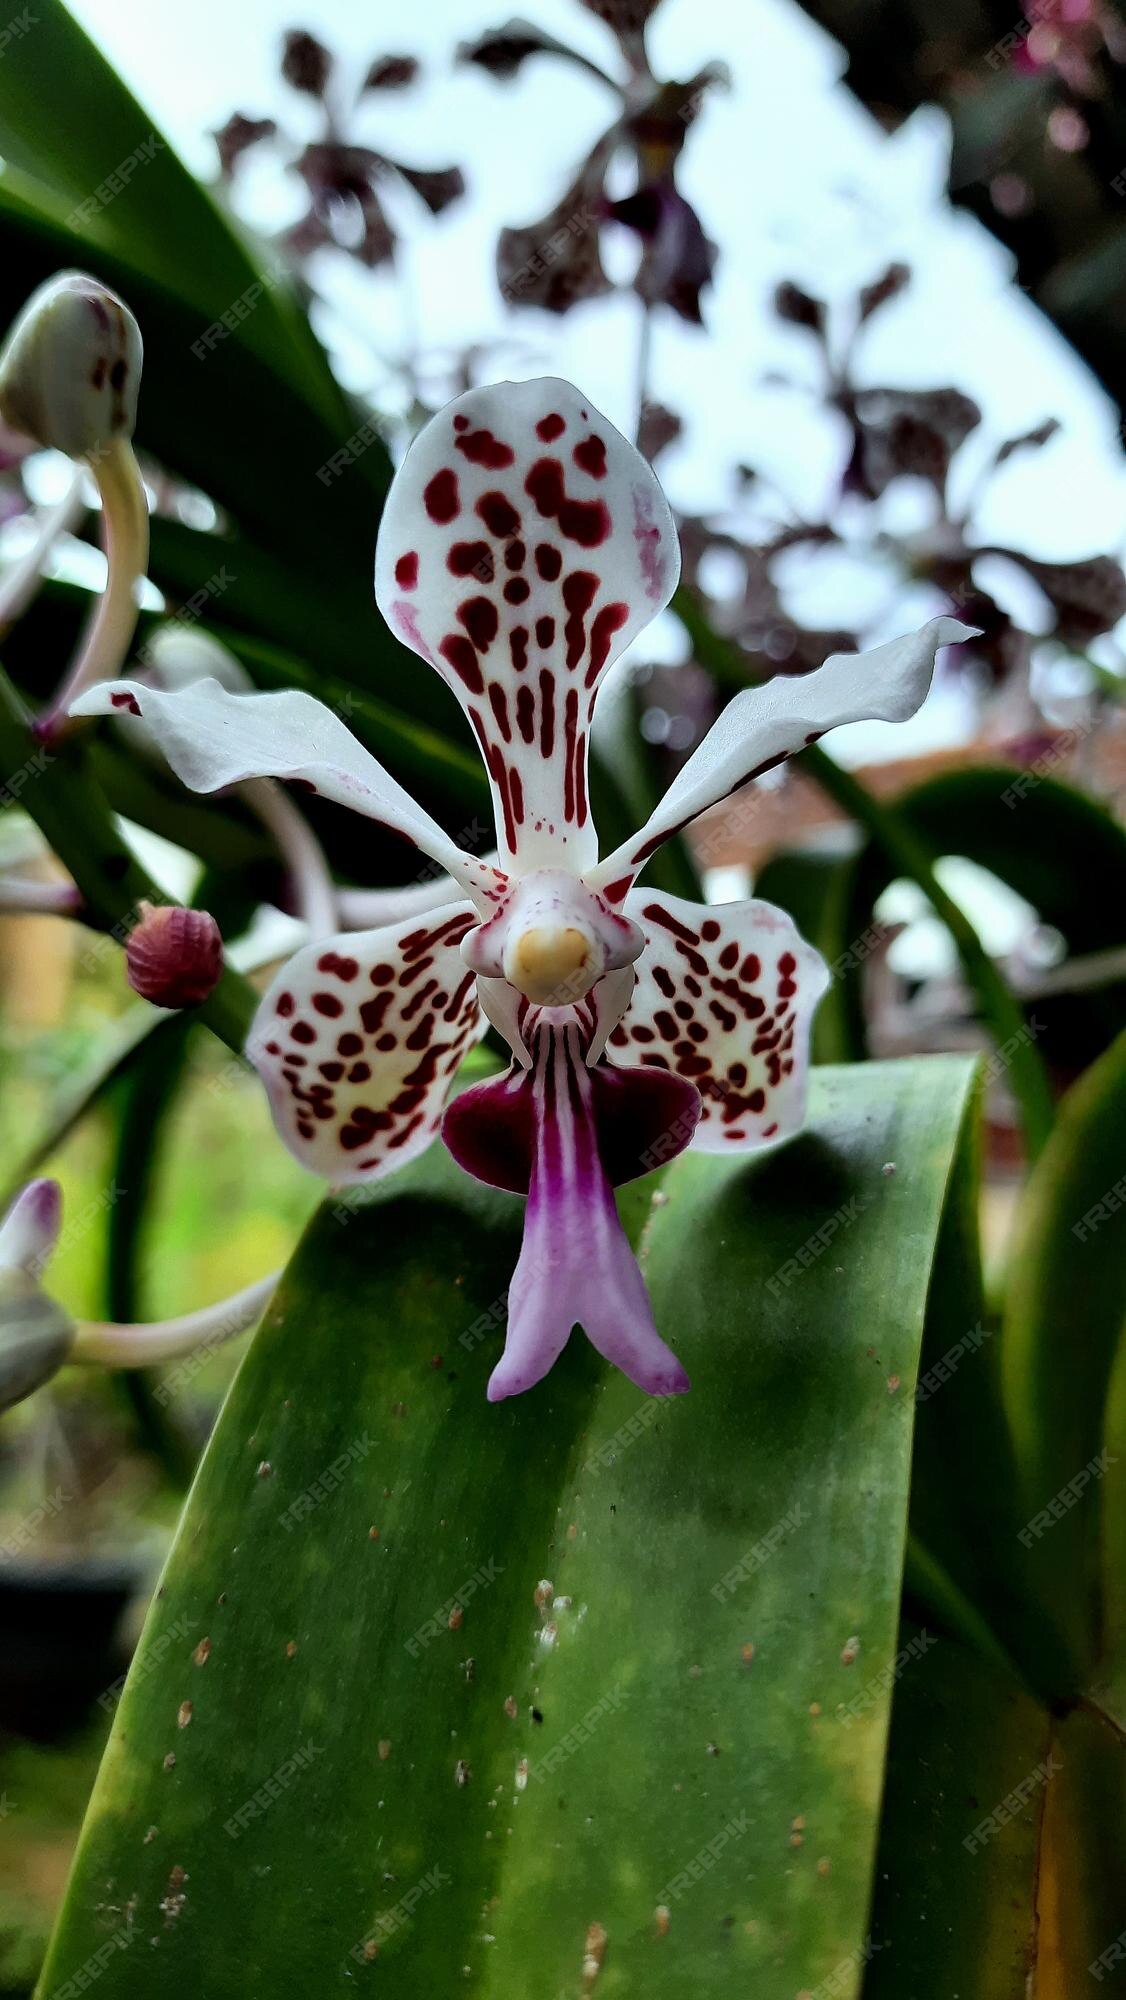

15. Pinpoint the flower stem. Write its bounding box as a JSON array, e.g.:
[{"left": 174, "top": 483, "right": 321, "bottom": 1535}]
[
  {"left": 71, "top": 1271, "right": 278, "bottom": 1368},
  {"left": 0, "top": 874, "right": 82, "bottom": 916},
  {"left": 239, "top": 776, "right": 337, "bottom": 937},
  {"left": 0, "top": 469, "right": 87, "bottom": 635},
  {"left": 38, "top": 438, "right": 149, "bottom": 740}
]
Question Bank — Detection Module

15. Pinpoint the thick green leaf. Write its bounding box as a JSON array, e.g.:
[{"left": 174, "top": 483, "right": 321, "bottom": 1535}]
[
  {"left": 867, "top": 1618, "right": 1126, "bottom": 1997},
  {"left": 37, "top": 1057, "right": 975, "bottom": 1998},
  {"left": 1001, "top": 1027, "right": 1126, "bottom": 1699},
  {"left": 752, "top": 850, "right": 857, "bottom": 1063},
  {"left": 0, "top": 1, "right": 342, "bottom": 423}
]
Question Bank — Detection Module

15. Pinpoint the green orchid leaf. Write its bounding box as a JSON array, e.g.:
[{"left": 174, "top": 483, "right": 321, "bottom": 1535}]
[
  {"left": 751, "top": 850, "right": 858, "bottom": 1063},
  {"left": 867, "top": 1618, "right": 1126, "bottom": 1997},
  {"left": 0, "top": 1, "right": 344, "bottom": 426},
  {"left": 1001, "top": 1026, "right": 1126, "bottom": 1704},
  {"left": 837, "top": 766, "right": 1126, "bottom": 1079},
  {"left": 36, "top": 1056, "right": 975, "bottom": 1998}
]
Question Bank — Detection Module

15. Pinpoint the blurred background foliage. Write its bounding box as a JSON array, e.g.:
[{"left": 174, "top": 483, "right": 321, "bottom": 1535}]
[{"left": 0, "top": 0, "right": 1123, "bottom": 1991}]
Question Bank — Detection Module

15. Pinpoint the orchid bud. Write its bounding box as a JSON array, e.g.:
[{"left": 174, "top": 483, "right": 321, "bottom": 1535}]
[
  {"left": 0, "top": 1275, "right": 75, "bottom": 1414},
  {"left": 126, "top": 903, "right": 223, "bottom": 1009},
  {"left": 0, "top": 271, "right": 142, "bottom": 460},
  {"left": 0, "top": 1177, "right": 62, "bottom": 1278},
  {"left": 0, "top": 1179, "right": 72, "bottom": 1413}
]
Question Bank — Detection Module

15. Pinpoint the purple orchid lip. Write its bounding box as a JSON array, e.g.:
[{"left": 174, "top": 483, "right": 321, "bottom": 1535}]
[
  {"left": 442, "top": 1037, "right": 700, "bottom": 1193},
  {"left": 462, "top": 1023, "right": 691, "bottom": 1401}
]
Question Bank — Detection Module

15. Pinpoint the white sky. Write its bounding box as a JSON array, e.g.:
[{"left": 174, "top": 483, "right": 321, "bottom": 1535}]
[{"left": 65, "top": 0, "right": 1126, "bottom": 773}]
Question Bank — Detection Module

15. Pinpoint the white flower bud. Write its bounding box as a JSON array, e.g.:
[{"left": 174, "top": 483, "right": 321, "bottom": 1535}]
[
  {"left": 0, "top": 270, "right": 142, "bottom": 459},
  {"left": 0, "top": 1181, "right": 72, "bottom": 1412},
  {"left": 0, "top": 1274, "right": 75, "bottom": 1413}
]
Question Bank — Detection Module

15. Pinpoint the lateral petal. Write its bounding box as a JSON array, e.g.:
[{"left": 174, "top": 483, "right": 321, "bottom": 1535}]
[
  {"left": 71, "top": 678, "right": 505, "bottom": 908},
  {"left": 246, "top": 905, "right": 485, "bottom": 1184},
  {"left": 608, "top": 890, "right": 829, "bottom": 1151},
  {"left": 591, "top": 617, "right": 974, "bottom": 898}
]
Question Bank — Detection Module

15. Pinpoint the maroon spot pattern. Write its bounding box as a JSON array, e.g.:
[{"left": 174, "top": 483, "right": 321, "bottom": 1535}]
[
  {"left": 424, "top": 469, "right": 459, "bottom": 523},
  {"left": 382, "top": 388, "right": 677, "bottom": 864},
  {"left": 607, "top": 902, "right": 809, "bottom": 1146},
  {"left": 252, "top": 911, "right": 480, "bottom": 1177}
]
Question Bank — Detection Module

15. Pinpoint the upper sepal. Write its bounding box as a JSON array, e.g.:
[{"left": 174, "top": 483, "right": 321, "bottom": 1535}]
[{"left": 374, "top": 377, "right": 680, "bottom": 875}]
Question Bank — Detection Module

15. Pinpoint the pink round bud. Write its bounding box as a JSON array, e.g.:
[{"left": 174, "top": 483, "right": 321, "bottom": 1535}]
[{"left": 125, "top": 903, "right": 223, "bottom": 1009}]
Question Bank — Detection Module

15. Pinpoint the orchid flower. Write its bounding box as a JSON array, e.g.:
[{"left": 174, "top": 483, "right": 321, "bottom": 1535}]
[{"left": 73, "top": 378, "right": 970, "bottom": 1402}]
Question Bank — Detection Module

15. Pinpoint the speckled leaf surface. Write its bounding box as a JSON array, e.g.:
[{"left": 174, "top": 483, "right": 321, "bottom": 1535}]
[{"left": 35, "top": 1057, "right": 976, "bottom": 1999}]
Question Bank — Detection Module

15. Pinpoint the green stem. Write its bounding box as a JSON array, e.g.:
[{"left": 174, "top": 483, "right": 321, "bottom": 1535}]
[
  {"left": 0, "top": 662, "right": 256, "bottom": 1054},
  {"left": 672, "top": 589, "right": 1055, "bottom": 1158}
]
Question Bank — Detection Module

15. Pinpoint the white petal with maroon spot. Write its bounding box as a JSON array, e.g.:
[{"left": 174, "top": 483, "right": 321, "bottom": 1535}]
[
  {"left": 70, "top": 679, "right": 506, "bottom": 910},
  {"left": 607, "top": 890, "right": 830, "bottom": 1150},
  {"left": 375, "top": 376, "right": 679, "bottom": 877},
  {"left": 246, "top": 904, "right": 485, "bottom": 1184},
  {"left": 590, "top": 617, "right": 976, "bottom": 899}
]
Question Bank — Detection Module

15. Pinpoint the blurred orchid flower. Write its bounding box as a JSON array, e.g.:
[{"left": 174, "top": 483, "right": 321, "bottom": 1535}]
[
  {"left": 74, "top": 378, "right": 970, "bottom": 1401},
  {"left": 461, "top": 13, "right": 725, "bottom": 323},
  {"left": 214, "top": 28, "right": 463, "bottom": 270},
  {"left": 0, "top": 1180, "right": 75, "bottom": 1414}
]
